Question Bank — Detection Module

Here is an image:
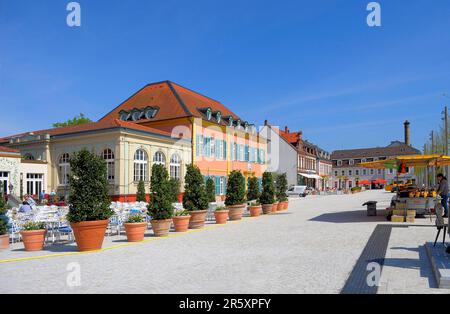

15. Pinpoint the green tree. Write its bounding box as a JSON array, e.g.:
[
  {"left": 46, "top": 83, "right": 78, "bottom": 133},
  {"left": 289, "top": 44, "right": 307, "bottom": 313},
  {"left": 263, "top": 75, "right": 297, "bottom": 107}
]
[
  {"left": 260, "top": 172, "right": 275, "bottom": 205},
  {"left": 168, "top": 178, "right": 181, "bottom": 203},
  {"left": 67, "top": 149, "right": 113, "bottom": 223},
  {"left": 53, "top": 113, "right": 92, "bottom": 128},
  {"left": 247, "top": 176, "right": 260, "bottom": 201},
  {"left": 225, "top": 170, "right": 246, "bottom": 206},
  {"left": 136, "top": 180, "right": 147, "bottom": 202},
  {"left": 276, "top": 173, "right": 288, "bottom": 202},
  {"left": 147, "top": 164, "right": 173, "bottom": 220},
  {"left": 183, "top": 164, "right": 208, "bottom": 211},
  {"left": 205, "top": 177, "right": 216, "bottom": 203}
]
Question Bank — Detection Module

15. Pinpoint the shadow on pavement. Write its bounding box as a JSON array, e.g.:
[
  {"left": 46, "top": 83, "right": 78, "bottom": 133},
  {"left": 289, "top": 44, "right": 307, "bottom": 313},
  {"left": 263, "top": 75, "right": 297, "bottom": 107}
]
[{"left": 310, "top": 209, "right": 387, "bottom": 224}]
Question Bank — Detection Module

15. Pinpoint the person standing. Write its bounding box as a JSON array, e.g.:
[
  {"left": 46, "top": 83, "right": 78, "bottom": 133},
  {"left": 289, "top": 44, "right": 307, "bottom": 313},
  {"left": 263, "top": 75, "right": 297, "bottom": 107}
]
[{"left": 437, "top": 173, "right": 449, "bottom": 217}]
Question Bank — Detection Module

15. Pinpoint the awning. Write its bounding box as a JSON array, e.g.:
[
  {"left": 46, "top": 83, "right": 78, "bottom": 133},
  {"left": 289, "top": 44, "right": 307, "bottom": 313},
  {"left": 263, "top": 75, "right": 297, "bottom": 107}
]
[
  {"left": 358, "top": 180, "right": 370, "bottom": 185},
  {"left": 299, "top": 173, "right": 322, "bottom": 180}
]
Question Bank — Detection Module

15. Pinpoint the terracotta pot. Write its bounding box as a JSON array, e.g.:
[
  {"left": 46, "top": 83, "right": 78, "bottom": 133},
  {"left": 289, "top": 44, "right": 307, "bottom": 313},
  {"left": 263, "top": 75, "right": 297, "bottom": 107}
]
[
  {"left": 214, "top": 210, "right": 229, "bottom": 224},
  {"left": 227, "top": 204, "right": 245, "bottom": 220},
  {"left": 272, "top": 202, "right": 279, "bottom": 213},
  {"left": 172, "top": 215, "right": 191, "bottom": 232},
  {"left": 71, "top": 220, "right": 109, "bottom": 252},
  {"left": 20, "top": 230, "right": 46, "bottom": 252},
  {"left": 283, "top": 201, "right": 289, "bottom": 210},
  {"left": 261, "top": 204, "right": 273, "bottom": 214},
  {"left": 249, "top": 205, "right": 262, "bottom": 217},
  {"left": 189, "top": 210, "right": 207, "bottom": 229},
  {"left": 0, "top": 233, "right": 8, "bottom": 249},
  {"left": 177, "top": 193, "right": 184, "bottom": 203},
  {"left": 150, "top": 219, "right": 172, "bottom": 237},
  {"left": 277, "top": 202, "right": 283, "bottom": 211},
  {"left": 124, "top": 222, "right": 147, "bottom": 242}
]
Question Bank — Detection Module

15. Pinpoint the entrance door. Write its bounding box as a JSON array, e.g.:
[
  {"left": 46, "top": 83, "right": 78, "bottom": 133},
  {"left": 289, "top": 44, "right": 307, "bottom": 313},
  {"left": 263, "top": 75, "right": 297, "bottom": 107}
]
[
  {"left": 0, "top": 172, "right": 9, "bottom": 194},
  {"left": 26, "top": 173, "right": 44, "bottom": 197}
]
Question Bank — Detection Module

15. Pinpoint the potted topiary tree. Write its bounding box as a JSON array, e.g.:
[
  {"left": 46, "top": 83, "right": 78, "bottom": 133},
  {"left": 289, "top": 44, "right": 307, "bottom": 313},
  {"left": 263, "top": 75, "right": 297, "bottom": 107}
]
[
  {"left": 225, "top": 170, "right": 246, "bottom": 220},
  {"left": 124, "top": 215, "right": 147, "bottom": 242},
  {"left": 147, "top": 164, "right": 174, "bottom": 237},
  {"left": 260, "top": 172, "right": 275, "bottom": 214},
  {"left": 276, "top": 173, "right": 289, "bottom": 210},
  {"left": 214, "top": 205, "right": 229, "bottom": 224},
  {"left": 206, "top": 177, "right": 216, "bottom": 203},
  {"left": 247, "top": 177, "right": 261, "bottom": 217},
  {"left": 67, "top": 149, "right": 113, "bottom": 252},
  {"left": 183, "top": 164, "right": 208, "bottom": 229},
  {"left": 20, "top": 221, "right": 46, "bottom": 251},
  {"left": 168, "top": 178, "right": 181, "bottom": 203},
  {"left": 136, "top": 180, "right": 147, "bottom": 202},
  {"left": 0, "top": 182, "right": 8, "bottom": 249}
]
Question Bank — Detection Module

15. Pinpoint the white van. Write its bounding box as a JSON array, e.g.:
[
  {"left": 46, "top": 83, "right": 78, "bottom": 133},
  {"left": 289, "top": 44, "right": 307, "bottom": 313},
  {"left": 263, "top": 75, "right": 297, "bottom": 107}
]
[{"left": 286, "top": 185, "right": 308, "bottom": 197}]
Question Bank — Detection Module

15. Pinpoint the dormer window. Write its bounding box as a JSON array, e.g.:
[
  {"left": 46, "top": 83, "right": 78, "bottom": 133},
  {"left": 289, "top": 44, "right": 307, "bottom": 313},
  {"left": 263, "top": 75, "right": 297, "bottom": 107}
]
[
  {"left": 227, "top": 116, "right": 234, "bottom": 127},
  {"left": 131, "top": 109, "right": 143, "bottom": 121},
  {"left": 244, "top": 122, "right": 249, "bottom": 132},
  {"left": 349, "top": 159, "right": 354, "bottom": 165},
  {"left": 119, "top": 110, "right": 130, "bottom": 121},
  {"left": 337, "top": 160, "right": 343, "bottom": 166},
  {"left": 206, "top": 108, "right": 212, "bottom": 121},
  {"left": 236, "top": 119, "right": 241, "bottom": 129},
  {"left": 144, "top": 107, "right": 158, "bottom": 119},
  {"left": 119, "top": 107, "right": 159, "bottom": 122},
  {"left": 216, "top": 111, "right": 222, "bottom": 123}
]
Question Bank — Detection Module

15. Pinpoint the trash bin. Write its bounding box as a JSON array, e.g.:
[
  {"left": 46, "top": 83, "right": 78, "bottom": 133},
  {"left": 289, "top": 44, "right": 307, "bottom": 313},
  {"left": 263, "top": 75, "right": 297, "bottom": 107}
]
[{"left": 363, "top": 201, "right": 377, "bottom": 216}]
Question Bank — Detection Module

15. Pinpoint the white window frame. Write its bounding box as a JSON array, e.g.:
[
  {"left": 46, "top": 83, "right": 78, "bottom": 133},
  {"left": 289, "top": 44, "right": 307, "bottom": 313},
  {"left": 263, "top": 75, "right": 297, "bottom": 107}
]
[
  {"left": 153, "top": 151, "right": 166, "bottom": 166},
  {"left": 102, "top": 149, "right": 115, "bottom": 182},
  {"left": 134, "top": 149, "right": 148, "bottom": 182},
  {"left": 58, "top": 153, "right": 70, "bottom": 186},
  {"left": 170, "top": 154, "right": 181, "bottom": 180}
]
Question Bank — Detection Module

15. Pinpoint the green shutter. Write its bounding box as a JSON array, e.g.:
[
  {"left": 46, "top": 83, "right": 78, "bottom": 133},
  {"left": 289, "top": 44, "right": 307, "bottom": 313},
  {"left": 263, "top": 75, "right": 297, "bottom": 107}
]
[
  {"left": 215, "top": 176, "right": 220, "bottom": 195},
  {"left": 223, "top": 140, "right": 227, "bottom": 160}
]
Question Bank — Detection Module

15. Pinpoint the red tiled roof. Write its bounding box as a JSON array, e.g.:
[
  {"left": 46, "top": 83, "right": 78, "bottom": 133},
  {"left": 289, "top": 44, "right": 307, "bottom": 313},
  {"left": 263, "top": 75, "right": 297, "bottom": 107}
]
[
  {"left": 279, "top": 130, "right": 302, "bottom": 145},
  {"left": 331, "top": 145, "right": 421, "bottom": 159},
  {"left": 0, "top": 146, "right": 19, "bottom": 153},
  {"left": 98, "top": 81, "right": 242, "bottom": 125}
]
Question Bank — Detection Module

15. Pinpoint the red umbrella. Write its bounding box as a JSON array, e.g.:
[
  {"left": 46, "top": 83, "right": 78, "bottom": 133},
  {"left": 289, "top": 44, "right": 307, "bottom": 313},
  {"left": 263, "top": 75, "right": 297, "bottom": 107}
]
[
  {"left": 358, "top": 180, "right": 370, "bottom": 185},
  {"left": 372, "top": 179, "right": 387, "bottom": 184}
]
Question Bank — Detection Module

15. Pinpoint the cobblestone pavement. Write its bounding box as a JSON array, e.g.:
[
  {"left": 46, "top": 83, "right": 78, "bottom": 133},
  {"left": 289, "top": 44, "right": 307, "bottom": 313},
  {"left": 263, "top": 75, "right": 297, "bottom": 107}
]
[{"left": 0, "top": 190, "right": 445, "bottom": 294}]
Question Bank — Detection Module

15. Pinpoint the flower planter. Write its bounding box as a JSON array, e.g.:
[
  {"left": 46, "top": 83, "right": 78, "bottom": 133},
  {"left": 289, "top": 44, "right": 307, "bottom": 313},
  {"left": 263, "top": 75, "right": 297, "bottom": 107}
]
[
  {"left": 214, "top": 210, "right": 229, "bottom": 224},
  {"left": 172, "top": 215, "right": 191, "bottom": 232},
  {"left": 124, "top": 222, "right": 147, "bottom": 242},
  {"left": 0, "top": 234, "right": 8, "bottom": 249},
  {"left": 20, "top": 230, "right": 46, "bottom": 251},
  {"left": 177, "top": 193, "right": 184, "bottom": 203},
  {"left": 188, "top": 210, "right": 207, "bottom": 229},
  {"left": 272, "top": 202, "right": 279, "bottom": 213},
  {"left": 282, "top": 201, "right": 289, "bottom": 210},
  {"left": 261, "top": 204, "right": 273, "bottom": 214},
  {"left": 150, "top": 219, "right": 172, "bottom": 237},
  {"left": 71, "top": 220, "right": 109, "bottom": 252},
  {"left": 249, "top": 205, "right": 262, "bottom": 217},
  {"left": 227, "top": 204, "right": 245, "bottom": 221},
  {"left": 277, "top": 202, "right": 283, "bottom": 211}
]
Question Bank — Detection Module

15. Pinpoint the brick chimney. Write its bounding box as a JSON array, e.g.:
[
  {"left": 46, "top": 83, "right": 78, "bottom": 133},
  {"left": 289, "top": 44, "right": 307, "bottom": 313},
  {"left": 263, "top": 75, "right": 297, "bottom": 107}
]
[
  {"left": 264, "top": 120, "right": 268, "bottom": 126},
  {"left": 284, "top": 126, "right": 289, "bottom": 133},
  {"left": 404, "top": 120, "right": 411, "bottom": 146}
]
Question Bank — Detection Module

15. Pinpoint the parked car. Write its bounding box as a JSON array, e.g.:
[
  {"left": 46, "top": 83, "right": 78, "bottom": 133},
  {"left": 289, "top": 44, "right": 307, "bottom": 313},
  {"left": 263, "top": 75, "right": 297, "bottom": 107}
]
[{"left": 286, "top": 185, "right": 308, "bottom": 197}]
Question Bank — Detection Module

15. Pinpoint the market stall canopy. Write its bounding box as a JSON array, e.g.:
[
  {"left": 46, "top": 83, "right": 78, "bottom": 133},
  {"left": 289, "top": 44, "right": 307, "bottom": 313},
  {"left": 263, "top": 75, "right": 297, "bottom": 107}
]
[
  {"left": 358, "top": 180, "right": 371, "bottom": 185},
  {"left": 299, "top": 173, "right": 322, "bottom": 180},
  {"left": 373, "top": 179, "right": 387, "bottom": 184},
  {"left": 359, "top": 154, "right": 450, "bottom": 168}
]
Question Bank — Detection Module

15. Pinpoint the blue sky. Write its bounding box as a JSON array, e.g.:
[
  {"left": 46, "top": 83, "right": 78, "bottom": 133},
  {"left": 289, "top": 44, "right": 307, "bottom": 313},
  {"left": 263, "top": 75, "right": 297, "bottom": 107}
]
[{"left": 1, "top": 0, "right": 449, "bottom": 152}]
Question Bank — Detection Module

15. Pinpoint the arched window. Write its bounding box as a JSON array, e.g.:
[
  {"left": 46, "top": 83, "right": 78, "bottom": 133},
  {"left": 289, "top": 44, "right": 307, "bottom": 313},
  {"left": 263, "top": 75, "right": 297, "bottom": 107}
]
[
  {"left": 58, "top": 153, "right": 70, "bottom": 185},
  {"left": 102, "top": 149, "right": 115, "bottom": 181},
  {"left": 170, "top": 154, "right": 181, "bottom": 180},
  {"left": 153, "top": 151, "right": 166, "bottom": 166},
  {"left": 134, "top": 149, "right": 148, "bottom": 182}
]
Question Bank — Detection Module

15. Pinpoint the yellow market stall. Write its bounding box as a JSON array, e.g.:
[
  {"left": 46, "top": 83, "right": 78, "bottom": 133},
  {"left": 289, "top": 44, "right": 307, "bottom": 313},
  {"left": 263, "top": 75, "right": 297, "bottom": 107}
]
[{"left": 360, "top": 154, "right": 450, "bottom": 221}]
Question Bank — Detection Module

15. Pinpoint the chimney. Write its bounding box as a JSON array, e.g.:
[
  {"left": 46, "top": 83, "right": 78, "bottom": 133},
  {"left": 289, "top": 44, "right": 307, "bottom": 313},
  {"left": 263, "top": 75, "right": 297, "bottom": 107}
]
[
  {"left": 284, "top": 126, "right": 289, "bottom": 133},
  {"left": 264, "top": 120, "right": 268, "bottom": 126},
  {"left": 404, "top": 120, "right": 411, "bottom": 146}
]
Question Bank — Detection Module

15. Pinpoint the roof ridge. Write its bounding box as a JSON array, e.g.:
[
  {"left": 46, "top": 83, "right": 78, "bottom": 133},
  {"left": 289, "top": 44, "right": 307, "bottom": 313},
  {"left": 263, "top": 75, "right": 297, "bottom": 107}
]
[{"left": 167, "top": 81, "right": 193, "bottom": 117}]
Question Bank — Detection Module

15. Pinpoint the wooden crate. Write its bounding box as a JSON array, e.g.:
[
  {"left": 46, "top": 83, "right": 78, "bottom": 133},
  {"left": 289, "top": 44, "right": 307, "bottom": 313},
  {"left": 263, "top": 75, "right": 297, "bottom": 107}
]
[
  {"left": 406, "top": 216, "right": 415, "bottom": 223},
  {"left": 407, "top": 210, "right": 416, "bottom": 217},
  {"left": 391, "top": 215, "right": 405, "bottom": 223}
]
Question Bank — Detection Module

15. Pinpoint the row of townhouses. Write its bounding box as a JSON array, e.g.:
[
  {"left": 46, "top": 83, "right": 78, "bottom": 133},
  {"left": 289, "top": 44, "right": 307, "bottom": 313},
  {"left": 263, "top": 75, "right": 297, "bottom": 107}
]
[{"left": 0, "top": 81, "right": 331, "bottom": 203}]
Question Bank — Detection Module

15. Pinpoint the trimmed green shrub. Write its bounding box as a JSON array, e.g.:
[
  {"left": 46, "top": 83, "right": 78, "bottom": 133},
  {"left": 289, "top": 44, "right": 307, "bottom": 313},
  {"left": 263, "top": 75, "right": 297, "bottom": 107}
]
[
  {"left": 136, "top": 180, "right": 147, "bottom": 202},
  {"left": 0, "top": 220, "right": 6, "bottom": 236},
  {"left": 126, "top": 215, "right": 144, "bottom": 223},
  {"left": 205, "top": 177, "right": 216, "bottom": 203},
  {"left": 67, "top": 149, "right": 113, "bottom": 223},
  {"left": 183, "top": 164, "right": 208, "bottom": 211},
  {"left": 225, "top": 170, "right": 246, "bottom": 206},
  {"left": 168, "top": 178, "right": 181, "bottom": 203},
  {"left": 276, "top": 173, "right": 288, "bottom": 202},
  {"left": 22, "top": 221, "right": 46, "bottom": 231},
  {"left": 147, "top": 164, "right": 173, "bottom": 220},
  {"left": 260, "top": 172, "right": 275, "bottom": 205},
  {"left": 247, "top": 176, "right": 260, "bottom": 201}
]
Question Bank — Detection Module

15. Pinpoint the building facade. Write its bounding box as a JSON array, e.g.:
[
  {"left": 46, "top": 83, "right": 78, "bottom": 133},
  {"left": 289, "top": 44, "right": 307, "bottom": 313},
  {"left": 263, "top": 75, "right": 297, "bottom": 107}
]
[
  {"left": 0, "top": 81, "right": 267, "bottom": 202},
  {"left": 259, "top": 122, "right": 298, "bottom": 187}
]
